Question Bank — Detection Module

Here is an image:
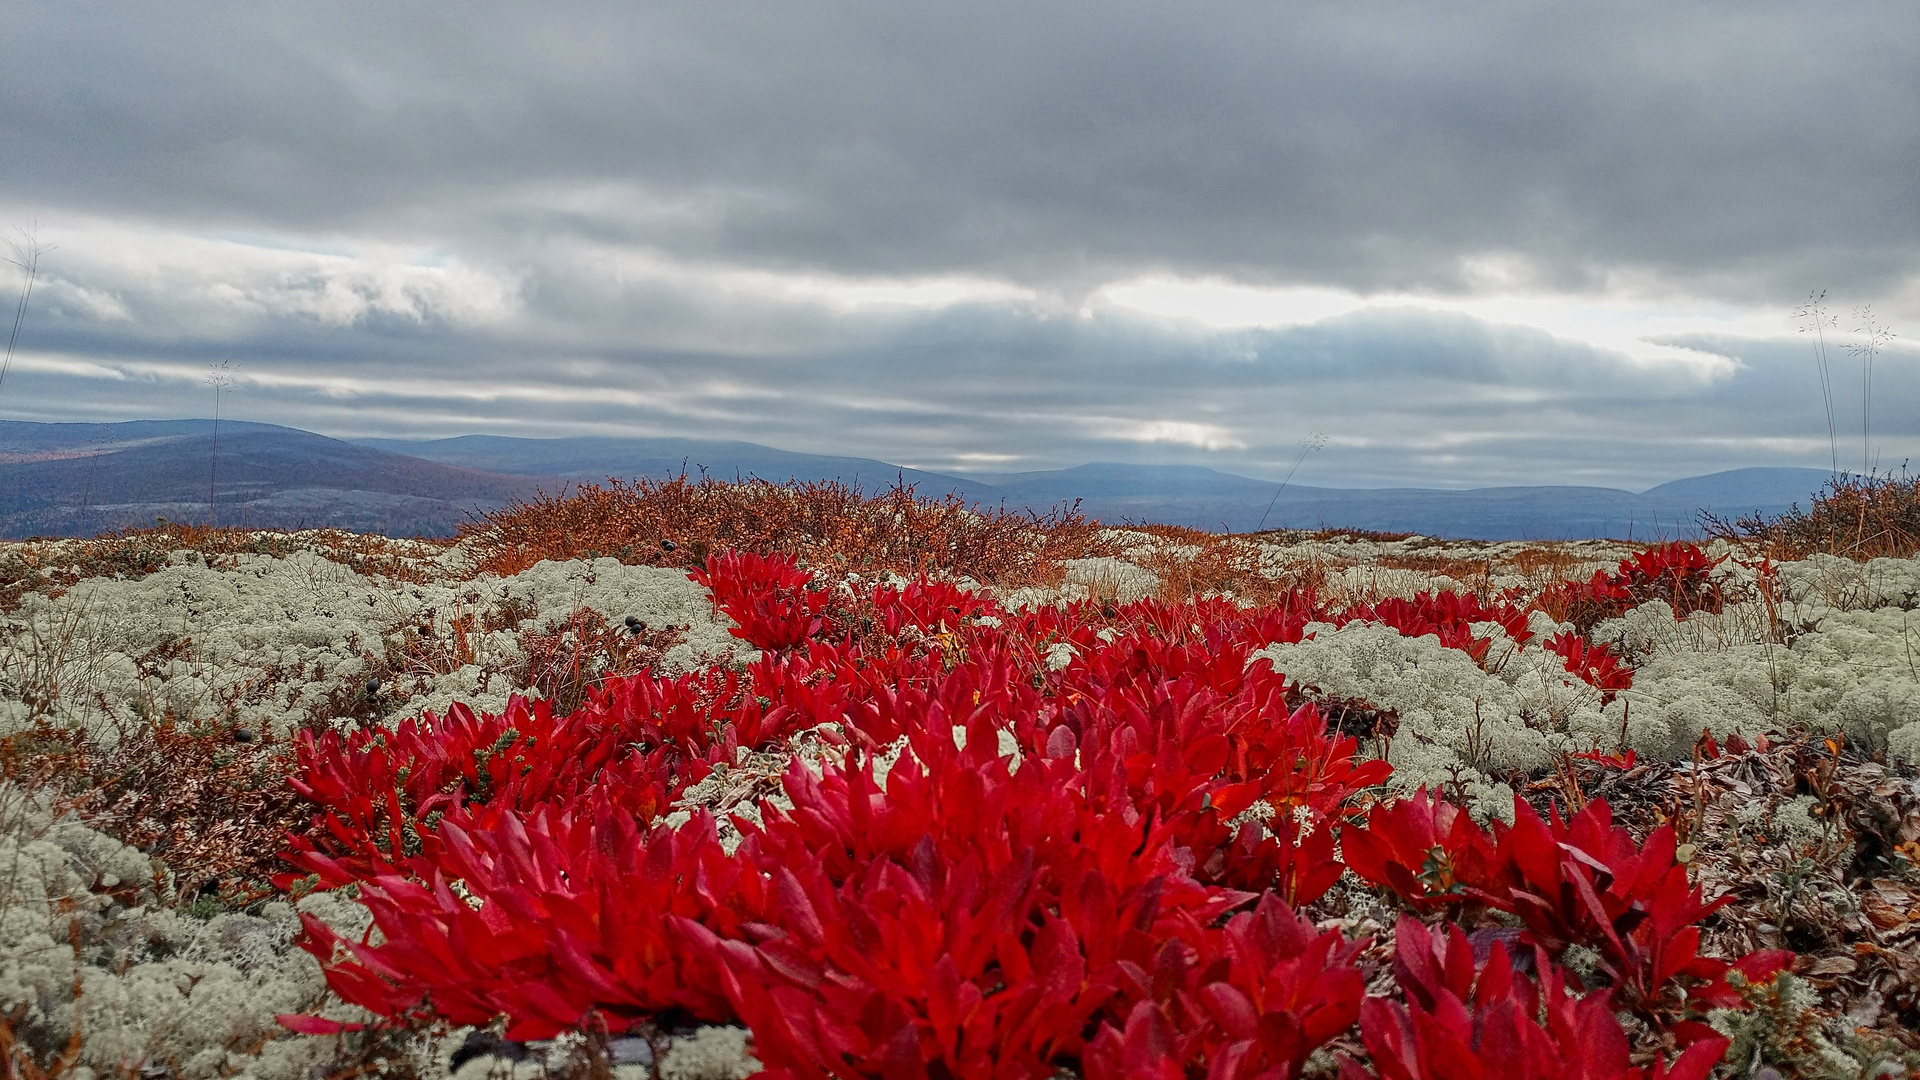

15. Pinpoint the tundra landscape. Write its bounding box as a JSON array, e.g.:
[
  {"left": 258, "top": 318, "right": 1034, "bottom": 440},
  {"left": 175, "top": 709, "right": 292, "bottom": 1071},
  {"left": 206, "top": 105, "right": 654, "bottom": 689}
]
[
  {"left": 0, "top": 474, "right": 1918, "bottom": 1080},
  {"left": 5, "top": 5, "right": 1919, "bottom": 1079}
]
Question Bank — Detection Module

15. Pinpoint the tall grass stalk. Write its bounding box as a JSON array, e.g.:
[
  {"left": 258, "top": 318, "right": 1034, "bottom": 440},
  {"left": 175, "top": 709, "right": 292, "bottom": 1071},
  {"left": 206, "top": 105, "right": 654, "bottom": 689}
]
[
  {"left": 205, "top": 361, "right": 235, "bottom": 529},
  {"left": 1846, "top": 305, "right": 1896, "bottom": 476},
  {"left": 1795, "top": 289, "right": 1840, "bottom": 480},
  {"left": 1256, "top": 431, "right": 1328, "bottom": 533},
  {"left": 1, "top": 226, "right": 50, "bottom": 399}
]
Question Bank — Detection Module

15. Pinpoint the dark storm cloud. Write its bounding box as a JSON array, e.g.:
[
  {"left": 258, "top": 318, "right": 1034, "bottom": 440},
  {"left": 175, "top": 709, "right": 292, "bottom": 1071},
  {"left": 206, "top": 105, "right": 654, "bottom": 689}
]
[{"left": 6, "top": 1, "right": 1917, "bottom": 296}]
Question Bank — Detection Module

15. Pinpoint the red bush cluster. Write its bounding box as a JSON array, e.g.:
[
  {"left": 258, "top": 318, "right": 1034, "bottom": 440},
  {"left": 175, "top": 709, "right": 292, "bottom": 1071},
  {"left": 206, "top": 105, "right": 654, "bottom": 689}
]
[
  {"left": 279, "top": 546, "right": 1772, "bottom": 1078},
  {"left": 1334, "top": 592, "right": 1532, "bottom": 669},
  {"left": 1354, "top": 918, "right": 1737, "bottom": 1080},
  {"left": 1344, "top": 789, "right": 1790, "bottom": 1030},
  {"left": 1535, "top": 542, "right": 1728, "bottom": 633}
]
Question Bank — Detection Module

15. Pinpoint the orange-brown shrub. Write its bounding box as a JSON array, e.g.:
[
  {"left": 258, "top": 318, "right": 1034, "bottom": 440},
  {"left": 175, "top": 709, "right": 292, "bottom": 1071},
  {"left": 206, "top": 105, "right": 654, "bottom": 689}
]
[
  {"left": 1123, "top": 526, "right": 1280, "bottom": 604},
  {"left": 460, "top": 474, "right": 1113, "bottom": 584},
  {"left": 1709, "top": 470, "right": 1920, "bottom": 560}
]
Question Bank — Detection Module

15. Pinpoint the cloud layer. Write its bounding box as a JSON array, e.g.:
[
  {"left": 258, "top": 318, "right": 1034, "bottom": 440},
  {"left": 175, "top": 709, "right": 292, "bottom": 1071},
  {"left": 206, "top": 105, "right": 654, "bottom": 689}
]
[{"left": 2, "top": 2, "right": 1917, "bottom": 488}]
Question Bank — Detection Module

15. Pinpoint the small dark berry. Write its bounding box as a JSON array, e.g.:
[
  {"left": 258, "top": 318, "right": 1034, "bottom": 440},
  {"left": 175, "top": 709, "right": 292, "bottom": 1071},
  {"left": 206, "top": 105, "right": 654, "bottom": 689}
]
[
  {"left": 624, "top": 615, "right": 647, "bottom": 635},
  {"left": 233, "top": 728, "right": 254, "bottom": 743},
  {"left": 365, "top": 678, "right": 382, "bottom": 696},
  {"left": 660, "top": 539, "right": 676, "bottom": 552}
]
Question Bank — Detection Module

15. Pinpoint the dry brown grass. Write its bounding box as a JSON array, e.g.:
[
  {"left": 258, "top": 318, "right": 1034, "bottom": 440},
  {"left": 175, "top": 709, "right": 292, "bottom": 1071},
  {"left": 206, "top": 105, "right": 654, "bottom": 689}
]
[
  {"left": 1125, "top": 525, "right": 1505, "bottom": 606},
  {"left": 1123, "top": 526, "right": 1289, "bottom": 605},
  {"left": 1371, "top": 554, "right": 1494, "bottom": 596},
  {"left": 1709, "top": 471, "right": 1920, "bottom": 561},
  {"left": 1511, "top": 546, "right": 1585, "bottom": 580},
  {"left": 459, "top": 474, "right": 1114, "bottom": 585}
]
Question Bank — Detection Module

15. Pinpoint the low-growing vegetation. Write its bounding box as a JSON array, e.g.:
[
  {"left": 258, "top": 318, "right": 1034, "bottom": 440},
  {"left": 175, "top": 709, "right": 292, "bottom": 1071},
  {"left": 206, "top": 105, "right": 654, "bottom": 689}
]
[
  {"left": 458, "top": 474, "right": 1114, "bottom": 582},
  {"left": 1708, "top": 470, "right": 1920, "bottom": 561},
  {"left": 0, "top": 476, "right": 1914, "bottom": 1080}
]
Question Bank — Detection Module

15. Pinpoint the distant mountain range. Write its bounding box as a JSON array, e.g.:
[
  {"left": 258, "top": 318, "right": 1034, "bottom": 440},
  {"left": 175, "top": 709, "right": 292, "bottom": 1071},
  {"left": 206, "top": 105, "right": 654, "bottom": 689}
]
[
  {"left": 0, "top": 420, "right": 545, "bottom": 538},
  {"left": 957, "top": 462, "right": 1832, "bottom": 541},
  {"left": 0, "top": 420, "right": 1837, "bottom": 541},
  {"left": 367, "top": 433, "right": 1834, "bottom": 541},
  {"left": 353, "top": 434, "right": 1009, "bottom": 504}
]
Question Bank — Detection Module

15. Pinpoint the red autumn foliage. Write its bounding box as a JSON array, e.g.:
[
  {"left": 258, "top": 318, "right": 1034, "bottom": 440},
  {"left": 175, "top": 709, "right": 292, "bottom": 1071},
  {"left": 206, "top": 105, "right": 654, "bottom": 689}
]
[
  {"left": 1534, "top": 541, "right": 1726, "bottom": 633},
  {"left": 277, "top": 548, "right": 1779, "bottom": 1079},
  {"left": 1543, "top": 632, "right": 1634, "bottom": 702},
  {"left": 1337, "top": 592, "right": 1533, "bottom": 668},
  {"left": 692, "top": 746, "right": 1248, "bottom": 1078},
  {"left": 1615, "top": 542, "right": 1726, "bottom": 617},
  {"left": 296, "top": 799, "right": 764, "bottom": 1039},
  {"left": 1347, "top": 917, "right": 1732, "bottom": 1080},
  {"left": 1340, "top": 789, "right": 1504, "bottom": 915},
  {"left": 1081, "top": 895, "right": 1367, "bottom": 1080},
  {"left": 1344, "top": 791, "right": 1791, "bottom": 1029},
  {"left": 282, "top": 695, "right": 706, "bottom": 885},
  {"left": 690, "top": 549, "right": 831, "bottom": 651}
]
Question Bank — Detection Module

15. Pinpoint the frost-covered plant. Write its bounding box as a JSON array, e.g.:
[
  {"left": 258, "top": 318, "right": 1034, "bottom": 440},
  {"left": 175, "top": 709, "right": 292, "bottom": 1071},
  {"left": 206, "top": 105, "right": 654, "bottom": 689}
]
[{"left": 1604, "top": 555, "right": 1920, "bottom": 760}]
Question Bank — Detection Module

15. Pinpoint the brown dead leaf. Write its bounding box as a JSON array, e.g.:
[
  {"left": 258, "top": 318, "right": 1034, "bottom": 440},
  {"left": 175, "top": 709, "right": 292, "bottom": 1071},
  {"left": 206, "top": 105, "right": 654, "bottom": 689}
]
[
  {"left": 1808, "top": 955, "right": 1859, "bottom": 976},
  {"left": 1864, "top": 893, "right": 1913, "bottom": 931}
]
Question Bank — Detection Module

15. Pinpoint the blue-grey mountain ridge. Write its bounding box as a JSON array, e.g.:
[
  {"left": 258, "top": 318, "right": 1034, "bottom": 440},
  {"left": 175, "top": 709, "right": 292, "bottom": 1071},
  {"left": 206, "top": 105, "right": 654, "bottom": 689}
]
[{"left": 0, "top": 420, "right": 1836, "bottom": 541}]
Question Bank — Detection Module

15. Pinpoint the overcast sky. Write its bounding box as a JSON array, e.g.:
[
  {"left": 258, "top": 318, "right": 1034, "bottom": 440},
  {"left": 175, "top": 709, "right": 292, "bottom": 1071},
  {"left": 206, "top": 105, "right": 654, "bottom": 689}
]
[{"left": 2, "top": 1, "right": 1917, "bottom": 489}]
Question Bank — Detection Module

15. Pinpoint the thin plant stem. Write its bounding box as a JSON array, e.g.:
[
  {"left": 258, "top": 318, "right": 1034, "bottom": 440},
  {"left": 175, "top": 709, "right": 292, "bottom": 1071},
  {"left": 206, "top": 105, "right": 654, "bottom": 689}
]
[
  {"left": 2, "top": 225, "right": 52, "bottom": 399},
  {"left": 1795, "top": 290, "right": 1839, "bottom": 480},
  {"left": 206, "top": 361, "right": 237, "bottom": 529},
  {"left": 1846, "top": 305, "right": 1896, "bottom": 477},
  {"left": 1257, "top": 432, "right": 1328, "bottom": 533}
]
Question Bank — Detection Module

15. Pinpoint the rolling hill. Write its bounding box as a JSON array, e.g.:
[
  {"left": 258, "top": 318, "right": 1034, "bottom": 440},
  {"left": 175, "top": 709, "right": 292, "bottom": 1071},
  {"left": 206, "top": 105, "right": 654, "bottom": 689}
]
[
  {"left": 0, "top": 421, "right": 548, "bottom": 538},
  {"left": 0, "top": 420, "right": 1839, "bottom": 541}
]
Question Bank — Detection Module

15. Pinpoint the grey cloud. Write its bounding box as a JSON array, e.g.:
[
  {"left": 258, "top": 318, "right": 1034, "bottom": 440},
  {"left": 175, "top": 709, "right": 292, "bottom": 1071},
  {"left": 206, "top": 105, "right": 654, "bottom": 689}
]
[
  {"left": 5, "top": 2, "right": 1918, "bottom": 494},
  {"left": 10, "top": 278, "right": 1915, "bottom": 490},
  {"left": 4, "top": 1, "right": 1917, "bottom": 298}
]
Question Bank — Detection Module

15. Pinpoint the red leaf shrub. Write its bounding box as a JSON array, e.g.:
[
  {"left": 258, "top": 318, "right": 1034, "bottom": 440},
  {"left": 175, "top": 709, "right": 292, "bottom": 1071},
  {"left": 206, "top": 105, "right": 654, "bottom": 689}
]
[
  {"left": 1338, "top": 592, "right": 1533, "bottom": 668},
  {"left": 691, "top": 549, "right": 830, "bottom": 650},
  {"left": 279, "top": 547, "right": 1784, "bottom": 1078},
  {"left": 1616, "top": 543, "right": 1726, "bottom": 617},
  {"left": 1348, "top": 917, "right": 1731, "bottom": 1080},
  {"left": 296, "top": 798, "right": 766, "bottom": 1040},
  {"left": 284, "top": 696, "right": 706, "bottom": 884},
  {"left": 1543, "top": 633, "right": 1634, "bottom": 702},
  {"left": 1341, "top": 788, "right": 1503, "bottom": 914},
  {"left": 1535, "top": 542, "right": 1725, "bottom": 634},
  {"left": 1082, "top": 895, "right": 1366, "bottom": 1080},
  {"left": 1345, "top": 793, "right": 1791, "bottom": 1027}
]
